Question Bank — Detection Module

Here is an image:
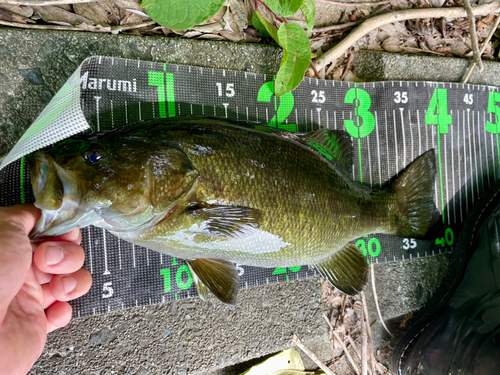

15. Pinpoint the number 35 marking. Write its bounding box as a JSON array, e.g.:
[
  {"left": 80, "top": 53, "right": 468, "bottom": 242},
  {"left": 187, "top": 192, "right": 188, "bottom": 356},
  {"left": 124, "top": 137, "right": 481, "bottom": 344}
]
[
  {"left": 394, "top": 91, "right": 408, "bottom": 104},
  {"left": 402, "top": 238, "right": 416, "bottom": 250}
]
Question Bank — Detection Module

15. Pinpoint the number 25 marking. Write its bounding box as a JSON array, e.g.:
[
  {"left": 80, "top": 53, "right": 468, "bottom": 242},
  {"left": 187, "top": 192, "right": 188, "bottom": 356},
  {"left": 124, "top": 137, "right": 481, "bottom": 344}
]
[{"left": 311, "top": 90, "right": 325, "bottom": 104}]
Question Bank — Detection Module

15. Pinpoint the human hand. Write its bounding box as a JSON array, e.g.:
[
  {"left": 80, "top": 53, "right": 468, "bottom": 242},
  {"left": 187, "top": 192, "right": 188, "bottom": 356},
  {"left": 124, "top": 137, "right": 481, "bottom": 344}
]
[{"left": 0, "top": 204, "right": 92, "bottom": 375}]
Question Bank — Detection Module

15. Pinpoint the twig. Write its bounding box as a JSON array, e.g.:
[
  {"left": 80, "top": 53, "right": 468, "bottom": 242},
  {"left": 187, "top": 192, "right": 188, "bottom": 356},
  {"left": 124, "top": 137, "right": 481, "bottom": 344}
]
[
  {"left": 312, "top": 21, "right": 360, "bottom": 33},
  {"left": 333, "top": 331, "right": 361, "bottom": 375},
  {"left": 0, "top": 19, "right": 156, "bottom": 32},
  {"left": 360, "top": 309, "right": 368, "bottom": 375},
  {"left": 361, "top": 292, "right": 376, "bottom": 375},
  {"left": 256, "top": 0, "right": 286, "bottom": 23},
  {"left": 310, "top": 61, "right": 322, "bottom": 79},
  {"left": 291, "top": 334, "right": 337, "bottom": 375},
  {"left": 463, "top": 0, "right": 484, "bottom": 71},
  {"left": 316, "top": 0, "right": 392, "bottom": 6},
  {"left": 370, "top": 263, "right": 393, "bottom": 337},
  {"left": 322, "top": 312, "right": 337, "bottom": 363},
  {"left": 340, "top": 51, "right": 354, "bottom": 80},
  {"left": 347, "top": 335, "right": 362, "bottom": 362},
  {"left": 306, "top": 2, "right": 500, "bottom": 76},
  {"left": 401, "top": 46, "right": 447, "bottom": 56},
  {"left": 0, "top": 20, "right": 85, "bottom": 31},
  {"left": 0, "top": 0, "right": 102, "bottom": 5},
  {"left": 462, "top": 12, "right": 500, "bottom": 83}
]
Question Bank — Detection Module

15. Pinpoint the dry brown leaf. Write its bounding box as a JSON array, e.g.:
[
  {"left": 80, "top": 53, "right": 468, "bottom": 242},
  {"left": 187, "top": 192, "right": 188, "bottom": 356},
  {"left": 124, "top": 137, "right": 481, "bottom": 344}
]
[
  {"left": 192, "top": 21, "right": 225, "bottom": 33},
  {"left": 0, "top": 4, "right": 33, "bottom": 18},
  {"left": 120, "top": 10, "right": 148, "bottom": 26},
  {"left": 197, "top": 34, "right": 226, "bottom": 40},
  {"left": 34, "top": 5, "right": 93, "bottom": 26},
  {"left": 224, "top": 0, "right": 248, "bottom": 34},
  {"left": 205, "top": 5, "right": 227, "bottom": 24},
  {"left": 183, "top": 31, "right": 202, "bottom": 38},
  {"left": 76, "top": 22, "right": 112, "bottom": 32},
  {"left": 449, "top": 39, "right": 470, "bottom": 56},
  {"left": 219, "top": 30, "right": 244, "bottom": 41},
  {"left": 73, "top": 1, "right": 120, "bottom": 26},
  {"left": 114, "top": 0, "right": 143, "bottom": 12},
  {"left": 0, "top": 8, "right": 34, "bottom": 23},
  {"left": 242, "top": 28, "right": 261, "bottom": 42}
]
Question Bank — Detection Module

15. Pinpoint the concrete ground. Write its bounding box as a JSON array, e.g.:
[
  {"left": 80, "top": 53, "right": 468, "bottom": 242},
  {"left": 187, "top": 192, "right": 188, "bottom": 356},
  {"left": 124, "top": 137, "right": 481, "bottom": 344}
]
[{"left": 1, "top": 27, "right": 496, "bottom": 374}]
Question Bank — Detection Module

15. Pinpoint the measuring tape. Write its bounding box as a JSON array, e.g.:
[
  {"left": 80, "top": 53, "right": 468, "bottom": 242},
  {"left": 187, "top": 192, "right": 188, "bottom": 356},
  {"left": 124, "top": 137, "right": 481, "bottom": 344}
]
[{"left": 1, "top": 56, "right": 499, "bottom": 317}]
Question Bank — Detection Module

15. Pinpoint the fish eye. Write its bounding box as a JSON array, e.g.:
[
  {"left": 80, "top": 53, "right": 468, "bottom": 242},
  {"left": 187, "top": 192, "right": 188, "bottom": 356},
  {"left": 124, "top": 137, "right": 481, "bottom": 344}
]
[{"left": 82, "top": 151, "right": 105, "bottom": 164}]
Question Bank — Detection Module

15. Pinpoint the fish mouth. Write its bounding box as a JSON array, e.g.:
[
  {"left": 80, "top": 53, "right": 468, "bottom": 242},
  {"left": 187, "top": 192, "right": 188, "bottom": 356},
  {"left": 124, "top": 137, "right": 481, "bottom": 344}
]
[{"left": 28, "top": 153, "right": 96, "bottom": 241}]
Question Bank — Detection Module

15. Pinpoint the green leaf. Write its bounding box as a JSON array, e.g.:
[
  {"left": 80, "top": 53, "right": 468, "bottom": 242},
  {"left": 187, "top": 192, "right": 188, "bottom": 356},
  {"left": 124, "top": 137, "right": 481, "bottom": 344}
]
[
  {"left": 253, "top": 10, "right": 279, "bottom": 43},
  {"left": 252, "top": 12, "right": 271, "bottom": 38},
  {"left": 275, "top": 22, "right": 311, "bottom": 97},
  {"left": 300, "top": 0, "right": 315, "bottom": 32},
  {"left": 142, "top": 0, "right": 226, "bottom": 30},
  {"left": 265, "top": 0, "right": 304, "bottom": 17}
]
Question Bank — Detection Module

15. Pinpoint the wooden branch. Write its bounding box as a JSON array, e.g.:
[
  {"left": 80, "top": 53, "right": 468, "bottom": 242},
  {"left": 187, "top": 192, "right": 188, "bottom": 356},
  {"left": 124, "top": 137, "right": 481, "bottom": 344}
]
[
  {"left": 332, "top": 331, "right": 361, "bottom": 375},
  {"left": 463, "top": 0, "right": 484, "bottom": 71},
  {"left": 0, "top": 19, "right": 156, "bottom": 32},
  {"left": 316, "top": 0, "right": 392, "bottom": 6},
  {"left": 0, "top": 0, "right": 103, "bottom": 5},
  {"left": 291, "top": 334, "right": 337, "bottom": 375},
  {"left": 306, "top": 2, "right": 500, "bottom": 76},
  {"left": 370, "top": 263, "right": 393, "bottom": 337},
  {"left": 462, "top": 12, "right": 500, "bottom": 83}
]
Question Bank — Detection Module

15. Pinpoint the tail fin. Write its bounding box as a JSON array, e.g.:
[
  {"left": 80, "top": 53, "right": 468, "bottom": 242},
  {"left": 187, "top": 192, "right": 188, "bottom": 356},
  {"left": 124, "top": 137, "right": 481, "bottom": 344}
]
[{"left": 390, "top": 150, "right": 436, "bottom": 237}]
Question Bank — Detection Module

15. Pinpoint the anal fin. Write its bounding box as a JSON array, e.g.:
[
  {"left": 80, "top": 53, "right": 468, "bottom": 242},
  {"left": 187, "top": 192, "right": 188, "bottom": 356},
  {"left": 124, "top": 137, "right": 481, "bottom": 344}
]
[
  {"left": 187, "top": 258, "right": 239, "bottom": 304},
  {"left": 315, "top": 244, "right": 368, "bottom": 295}
]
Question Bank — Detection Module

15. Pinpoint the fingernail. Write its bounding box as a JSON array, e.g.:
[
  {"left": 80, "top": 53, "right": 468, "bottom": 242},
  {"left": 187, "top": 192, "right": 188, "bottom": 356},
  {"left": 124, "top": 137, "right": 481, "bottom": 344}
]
[
  {"left": 62, "top": 277, "right": 77, "bottom": 294},
  {"left": 46, "top": 246, "right": 64, "bottom": 266}
]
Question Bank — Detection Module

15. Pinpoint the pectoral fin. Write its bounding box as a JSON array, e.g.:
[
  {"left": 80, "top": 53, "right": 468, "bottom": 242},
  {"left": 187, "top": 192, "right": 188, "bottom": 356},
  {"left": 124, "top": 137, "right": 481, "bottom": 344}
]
[
  {"left": 187, "top": 205, "right": 262, "bottom": 238},
  {"left": 186, "top": 258, "right": 239, "bottom": 304},
  {"left": 315, "top": 244, "right": 368, "bottom": 295}
]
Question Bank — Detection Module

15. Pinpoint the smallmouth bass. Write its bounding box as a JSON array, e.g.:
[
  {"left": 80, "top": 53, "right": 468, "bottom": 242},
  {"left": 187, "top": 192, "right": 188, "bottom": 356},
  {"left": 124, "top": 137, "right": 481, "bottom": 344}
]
[{"left": 28, "top": 117, "right": 436, "bottom": 303}]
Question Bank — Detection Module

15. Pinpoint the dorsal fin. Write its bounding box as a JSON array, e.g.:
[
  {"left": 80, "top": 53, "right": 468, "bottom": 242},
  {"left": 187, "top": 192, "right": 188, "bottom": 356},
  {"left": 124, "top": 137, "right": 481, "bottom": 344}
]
[{"left": 305, "top": 128, "right": 353, "bottom": 171}]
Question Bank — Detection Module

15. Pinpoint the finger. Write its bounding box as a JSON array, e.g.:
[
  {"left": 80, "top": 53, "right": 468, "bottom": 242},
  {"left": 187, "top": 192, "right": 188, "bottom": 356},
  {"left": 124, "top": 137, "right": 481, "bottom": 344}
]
[
  {"left": 0, "top": 204, "right": 40, "bottom": 235},
  {"left": 33, "top": 241, "right": 85, "bottom": 275},
  {"left": 42, "top": 284, "right": 57, "bottom": 309},
  {"left": 49, "top": 269, "right": 92, "bottom": 302},
  {"left": 41, "top": 228, "right": 81, "bottom": 245},
  {"left": 46, "top": 301, "right": 72, "bottom": 333},
  {"left": 33, "top": 262, "right": 53, "bottom": 285},
  {"left": 0, "top": 205, "right": 40, "bottom": 317}
]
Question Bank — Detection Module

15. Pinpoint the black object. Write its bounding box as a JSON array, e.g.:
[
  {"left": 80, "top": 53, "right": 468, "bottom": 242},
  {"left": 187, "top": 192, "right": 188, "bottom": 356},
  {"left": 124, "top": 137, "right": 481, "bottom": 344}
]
[{"left": 393, "top": 178, "right": 500, "bottom": 374}]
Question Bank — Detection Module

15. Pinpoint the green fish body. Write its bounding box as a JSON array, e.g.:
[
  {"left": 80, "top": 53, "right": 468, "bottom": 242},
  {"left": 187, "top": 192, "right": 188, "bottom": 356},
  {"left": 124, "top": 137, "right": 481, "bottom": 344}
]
[{"left": 28, "top": 117, "right": 436, "bottom": 303}]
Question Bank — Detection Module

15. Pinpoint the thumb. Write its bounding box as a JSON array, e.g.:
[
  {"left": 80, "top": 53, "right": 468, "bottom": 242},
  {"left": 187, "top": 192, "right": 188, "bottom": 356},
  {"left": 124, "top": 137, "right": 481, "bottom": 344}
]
[{"left": 0, "top": 204, "right": 41, "bottom": 320}]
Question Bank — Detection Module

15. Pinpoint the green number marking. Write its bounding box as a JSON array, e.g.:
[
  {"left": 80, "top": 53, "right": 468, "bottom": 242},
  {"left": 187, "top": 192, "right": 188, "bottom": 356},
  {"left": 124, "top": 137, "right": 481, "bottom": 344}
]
[
  {"left": 356, "top": 237, "right": 381, "bottom": 263},
  {"left": 172, "top": 257, "right": 178, "bottom": 266},
  {"left": 425, "top": 87, "right": 452, "bottom": 224},
  {"left": 148, "top": 66, "right": 176, "bottom": 118},
  {"left": 344, "top": 87, "right": 376, "bottom": 184},
  {"left": 176, "top": 265, "right": 193, "bottom": 290},
  {"left": 160, "top": 268, "right": 171, "bottom": 293},
  {"left": 425, "top": 89, "right": 452, "bottom": 134},
  {"left": 486, "top": 92, "right": 500, "bottom": 174},
  {"left": 272, "top": 266, "right": 301, "bottom": 281},
  {"left": 435, "top": 227, "right": 454, "bottom": 248},
  {"left": 257, "top": 81, "right": 296, "bottom": 132},
  {"left": 20, "top": 156, "right": 25, "bottom": 204}
]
